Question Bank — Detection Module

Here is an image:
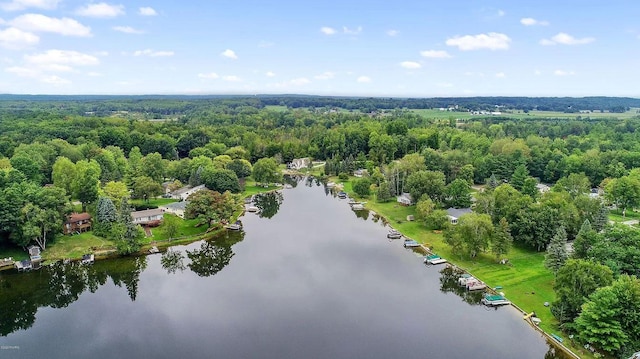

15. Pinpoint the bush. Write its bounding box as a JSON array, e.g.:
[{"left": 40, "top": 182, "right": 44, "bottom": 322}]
[
  {"left": 352, "top": 177, "right": 371, "bottom": 197},
  {"left": 338, "top": 172, "right": 349, "bottom": 181}
]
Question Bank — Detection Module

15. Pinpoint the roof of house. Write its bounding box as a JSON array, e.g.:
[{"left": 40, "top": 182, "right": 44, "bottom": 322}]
[
  {"left": 162, "top": 201, "right": 189, "bottom": 211},
  {"left": 131, "top": 208, "right": 165, "bottom": 218},
  {"left": 66, "top": 212, "right": 92, "bottom": 223},
  {"left": 446, "top": 207, "right": 472, "bottom": 219},
  {"left": 397, "top": 193, "right": 412, "bottom": 199}
]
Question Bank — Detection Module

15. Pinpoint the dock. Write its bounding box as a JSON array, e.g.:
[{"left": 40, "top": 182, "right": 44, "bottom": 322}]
[
  {"left": 481, "top": 294, "right": 511, "bottom": 306},
  {"left": 0, "top": 257, "right": 14, "bottom": 268}
]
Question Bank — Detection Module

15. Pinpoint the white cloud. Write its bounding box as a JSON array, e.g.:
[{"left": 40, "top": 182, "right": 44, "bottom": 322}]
[
  {"left": 356, "top": 76, "right": 371, "bottom": 83},
  {"left": 446, "top": 32, "right": 511, "bottom": 51},
  {"left": 0, "top": 0, "right": 59, "bottom": 11},
  {"left": 0, "top": 27, "right": 39, "bottom": 49},
  {"left": 222, "top": 75, "right": 241, "bottom": 82},
  {"left": 289, "top": 77, "right": 310, "bottom": 86},
  {"left": 534, "top": 69, "right": 542, "bottom": 76},
  {"left": 387, "top": 29, "right": 399, "bottom": 37},
  {"left": 138, "top": 6, "right": 157, "bottom": 16},
  {"left": 343, "top": 26, "right": 362, "bottom": 35},
  {"left": 198, "top": 72, "right": 219, "bottom": 79},
  {"left": 265, "top": 71, "right": 275, "bottom": 77},
  {"left": 495, "top": 72, "right": 506, "bottom": 78},
  {"left": 10, "top": 14, "right": 92, "bottom": 37},
  {"left": 41, "top": 74, "right": 70, "bottom": 85},
  {"left": 5, "top": 65, "right": 38, "bottom": 77},
  {"left": 420, "top": 50, "right": 451, "bottom": 58},
  {"left": 133, "top": 49, "right": 174, "bottom": 57},
  {"left": 320, "top": 26, "right": 336, "bottom": 35},
  {"left": 400, "top": 61, "right": 421, "bottom": 69},
  {"left": 221, "top": 49, "right": 237, "bottom": 59},
  {"left": 554, "top": 70, "right": 575, "bottom": 76},
  {"left": 76, "top": 3, "right": 125, "bottom": 18},
  {"left": 497, "top": 9, "right": 505, "bottom": 17},
  {"left": 87, "top": 71, "right": 102, "bottom": 77},
  {"left": 540, "top": 32, "right": 595, "bottom": 45},
  {"left": 520, "top": 17, "right": 549, "bottom": 26},
  {"left": 314, "top": 71, "right": 334, "bottom": 80},
  {"left": 113, "top": 26, "right": 144, "bottom": 34},
  {"left": 25, "top": 49, "right": 100, "bottom": 67}
]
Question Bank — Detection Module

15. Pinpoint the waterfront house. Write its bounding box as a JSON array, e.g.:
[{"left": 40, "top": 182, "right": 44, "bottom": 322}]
[
  {"left": 287, "top": 158, "right": 310, "bottom": 170},
  {"left": 160, "top": 201, "right": 189, "bottom": 219},
  {"left": 170, "top": 184, "right": 205, "bottom": 201},
  {"left": 446, "top": 207, "right": 472, "bottom": 224},
  {"left": 396, "top": 193, "right": 413, "bottom": 206},
  {"left": 131, "top": 208, "right": 165, "bottom": 226},
  {"left": 63, "top": 212, "right": 92, "bottom": 235},
  {"left": 353, "top": 169, "right": 368, "bottom": 178}
]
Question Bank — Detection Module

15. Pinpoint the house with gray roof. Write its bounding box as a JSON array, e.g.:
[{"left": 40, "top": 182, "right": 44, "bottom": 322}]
[
  {"left": 446, "top": 207, "right": 472, "bottom": 224},
  {"left": 160, "top": 201, "right": 189, "bottom": 219},
  {"left": 131, "top": 208, "right": 165, "bottom": 225}
]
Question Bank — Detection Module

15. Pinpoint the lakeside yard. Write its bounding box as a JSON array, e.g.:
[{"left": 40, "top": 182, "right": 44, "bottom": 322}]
[{"left": 338, "top": 178, "right": 595, "bottom": 359}]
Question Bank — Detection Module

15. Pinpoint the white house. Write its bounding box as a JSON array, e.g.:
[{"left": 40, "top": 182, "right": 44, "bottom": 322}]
[
  {"left": 446, "top": 207, "right": 472, "bottom": 225},
  {"left": 397, "top": 193, "right": 413, "bottom": 206},
  {"left": 170, "top": 184, "right": 205, "bottom": 201},
  {"left": 161, "top": 201, "right": 189, "bottom": 219},
  {"left": 131, "top": 209, "right": 165, "bottom": 225}
]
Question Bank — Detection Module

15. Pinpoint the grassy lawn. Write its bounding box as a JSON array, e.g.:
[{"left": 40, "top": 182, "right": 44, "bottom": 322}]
[
  {"left": 335, "top": 176, "right": 567, "bottom": 343},
  {"left": 130, "top": 198, "right": 178, "bottom": 207},
  {"left": 145, "top": 215, "right": 208, "bottom": 242},
  {"left": 42, "top": 232, "right": 116, "bottom": 261},
  {"left": 243, "top": 180, "right": 282, "bottom": 197}
]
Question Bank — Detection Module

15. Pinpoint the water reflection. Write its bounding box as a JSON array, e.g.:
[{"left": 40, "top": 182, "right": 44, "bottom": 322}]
[
  {"left": 0, "top": 256, "right": 146, "bottom": 336},
  {"left": 161, "top": 249, "right": 186, "bottom": 274},
  {"left": 439, "top": 265, "right": 484, "bottom": 306},
  {"left": 187, "top": 241, "right": 234, "bottom": 277},
  {"left": 253, "top": 191, "right": 283, "bottom": 219},
  {"left": 352, "top": 208, "right": 370, "bottom": 220}
]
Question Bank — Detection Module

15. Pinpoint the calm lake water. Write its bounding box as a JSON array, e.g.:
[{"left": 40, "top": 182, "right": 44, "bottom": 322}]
[{"left": 0, "top": 177, "right": 566, "bottom": 359}]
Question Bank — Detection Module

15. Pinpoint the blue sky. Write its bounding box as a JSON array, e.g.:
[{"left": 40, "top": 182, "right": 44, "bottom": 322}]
[{"left": 0, "top": 0, "right": 638, "bottom": 96}]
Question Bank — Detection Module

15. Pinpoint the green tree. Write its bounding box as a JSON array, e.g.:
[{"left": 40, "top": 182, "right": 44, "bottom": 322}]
[
  {"left": 551, "top": 259, "right": 613, "bottom": 324},
  {"left": 444, "top": 213, "right": 494, "bottom": 258},
  {"left": 491, "top": 217, "right": 513, "bottom": 260},
  {"left": 163, "top": 214, "right": 180, "bottom": 240},
  {"left": 425, "top": 209, "right": 449, "bottom": 230},
  {"left": 201, "top": 167, "right": 241, "bottom": 193},
  {"left": 52, "top": 156, "right": 77, "bottom": 196},
  {"left": 352, "top": 177, "right": 371, "bottom": 197},
  {"left": 554, "top": 173, "right": 590, "bottom": 197},
  {"left": 605, "top": 175, "right": 640, "bottom": 218},
  {"left": 94, "top": 197, "right": 118, "bottom": 237},
  {"left": 252, "top": 158, "right": 280, "bottom": 184},
  {"left": 521, "top": 177, "right": 538, "bottom": 199},
  {"left": 73, "top": 159, "right": 101, "bottom": 212},
  {"left": 415, "top": 196, "right": 435, "bottom": 222},
  {"left": 226, "top": 158, "right": 252, "bottom": 179},
  {"left": 140, "top": 152, "right": 165, "bottom": 183},
  {"left": 544, "top": 226, "right": 568, "bottom": 275},
  {"left": 510, "top": 163, "right": 529, "bottom": 191},
  {"left": 185, "top": 189, "right": 240, "bottom": 227},
  {"left": 572, "top": 219, "right": 595, "bottom": 259},
  {"left": 113, "top": 200, "right": 144, "bottom": 255},
  {"left": 376, "top": 181, "right": 392, "bottom": 202},
  {"left": 486, "top": 173, "right": 499, "bottom": 190},
  {"left": 446, "top": 178, "right": 472, "bottom": 208},
  {"left": 575, "top": 275, "right": 640, "bottom": 356},
  {"left": 131, "top": 176, "right": 163, "bottom": 203},
  {"left": 101, "top": 181, "right": 129, "bottom": 209},
  {"left": 405, "top": 170, "right": 446, "bottom": 205}
]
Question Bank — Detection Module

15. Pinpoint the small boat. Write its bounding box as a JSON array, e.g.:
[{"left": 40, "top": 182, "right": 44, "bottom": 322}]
[
  {"left": 149, "top": 246, "right": 160, "bottom": 254},
  {"left": 458, "top": 274, "right": 474, "bottom": 286},
  {"left": 81, "top": 254, "right": 95, "bottom": 265},
  {"left": 424, "top": 254, "right": 447, "bottom": 265},
  {"left": 403, "top": 239, "right": 420, "bottom": 248},
  {"left": 351, "top": 204, "right": 364, "bottom": 211},
  {"left": 247, "top": 206, "right": 260, "bottom": 213},
  {"left": 481, "top": 294, "right": 511, "bottom": 306},
  {"left": 551, "top": 334, "right": 563, "bottom": 343},
  {"left": 337, "top": 191, "right": 347, "bottom": 199},
  {"left": 387, "top": 230, "right": 402, "bottom": 239},
  {"left": 225, "top": 223, "right": 242, "bottom": 230},
  {"left": 326, "top": 181, "right": 336, "bottom": 188},
  {"left": 466, "top": 280, "right": 487, "bottom": 291}
]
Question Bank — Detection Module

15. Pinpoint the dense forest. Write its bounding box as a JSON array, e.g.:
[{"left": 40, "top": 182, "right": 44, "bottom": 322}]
[{"left": 1, "top": 96, "right": 640, "bottom": 357}]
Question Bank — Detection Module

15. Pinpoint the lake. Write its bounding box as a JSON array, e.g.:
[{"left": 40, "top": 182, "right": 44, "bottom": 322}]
[{"left": 0, "top": 177, "right": 566, "bottom": 358}]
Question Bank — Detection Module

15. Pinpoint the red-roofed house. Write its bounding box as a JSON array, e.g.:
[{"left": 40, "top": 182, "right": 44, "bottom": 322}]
[{"left": 63, "top": 213, "right": 92, "bottom": 235}]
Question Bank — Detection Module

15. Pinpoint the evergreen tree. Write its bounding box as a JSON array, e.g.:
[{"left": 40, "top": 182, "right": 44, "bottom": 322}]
[
  {"left": 521, "top": 177, "right": 539, "bottom": 198},
  {"left": 487, "top": 173, "right": 499, "bottom": 190},
  {"left": 491, "top": 217, "right": 513, "bottom": 260},
  {"left": 94, "top": 196, "right": 118, "bottom": 236},
  {"left": 113, "top": 200, "right": 143, "bottom": 255},
  {"left": 593, "top": 205, "right": 609, "bottom": 233},
  {"left": 572, "top": 219, "right": 594, "bottom": 259},
  {"left": 376, "top": 181, "right": 392, "bottom": 202},
  {"left": 544, "top": 226, "right": 568, "bottom": 275},
  {"left": 510, "top": 164, "right": 529, "bottom": 191}
]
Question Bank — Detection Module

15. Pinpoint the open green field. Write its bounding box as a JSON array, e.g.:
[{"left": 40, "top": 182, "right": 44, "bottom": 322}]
[
  {"left": 130, "top": 198, "right": 178, "bottom": 207},
  {"left": 410, "top": 108, "right": 640, "bottom": 120},
  {"left": 42, "top": 232, "right": 115, "bottom": 261}
]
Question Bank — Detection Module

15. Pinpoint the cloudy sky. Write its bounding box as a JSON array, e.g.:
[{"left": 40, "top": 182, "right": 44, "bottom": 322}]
[{"left": 0, "top": 0, "right": 637, "bottom": 96}]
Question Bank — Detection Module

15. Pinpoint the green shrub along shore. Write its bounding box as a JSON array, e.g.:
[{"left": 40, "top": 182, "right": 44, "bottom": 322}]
[{"left": 336, "top": 178, "right": 598, "bottom": 359}]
